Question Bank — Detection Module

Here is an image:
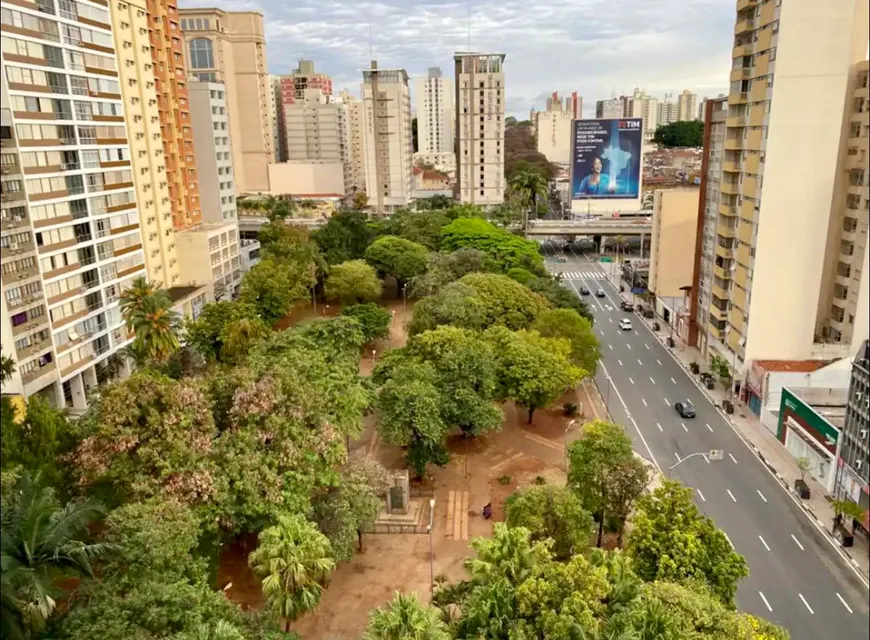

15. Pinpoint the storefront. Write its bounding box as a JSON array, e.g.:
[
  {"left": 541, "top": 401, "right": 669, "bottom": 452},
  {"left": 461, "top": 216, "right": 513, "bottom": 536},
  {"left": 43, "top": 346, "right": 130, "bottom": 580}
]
[{"left": 777, "top": 388, "right": 841, "bottom": 493}]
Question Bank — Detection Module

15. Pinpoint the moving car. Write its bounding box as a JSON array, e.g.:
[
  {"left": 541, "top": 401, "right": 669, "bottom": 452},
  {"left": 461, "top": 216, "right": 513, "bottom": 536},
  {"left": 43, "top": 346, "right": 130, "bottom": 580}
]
[
  {"left": 579, "top": 285, "right": 591, "bottom": 295},
  {"left": 595, "top": 288, "right": 605, "bottom": 298},
  {"left": 620, "top": 301, "right": 635, "bottom": 312},
  {"left": 618, "top": 318, "right": 633, "bottom": 331},
  {"left": 674, "top": 400, "right": 696, "bottom": 418}
]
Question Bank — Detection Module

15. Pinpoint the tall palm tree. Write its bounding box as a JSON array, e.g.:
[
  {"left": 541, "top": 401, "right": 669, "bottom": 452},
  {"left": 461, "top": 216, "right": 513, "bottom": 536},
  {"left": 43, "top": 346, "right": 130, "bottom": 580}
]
[
  {"left": 119, "top": 277, "right": 171, "bottom": 329},
  {"left": 1, "top": 473, "right": 113, "bottom": 638},
  {"left": 125, "top": 290, "right": 181, "bottom": 364},
  {"left": 248, "top": 513, "right": 335, "bottom": 631},
  {"left": 508, "top": 171, "right": 549, "bottom": 219},
  {"left": 362, "top": 592, "right": 450, "bottom": 640}
]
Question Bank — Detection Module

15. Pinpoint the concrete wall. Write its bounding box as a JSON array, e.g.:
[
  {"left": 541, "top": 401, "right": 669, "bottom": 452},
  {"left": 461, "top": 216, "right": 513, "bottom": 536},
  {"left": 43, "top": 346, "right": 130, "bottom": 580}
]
[
  {"left": 649, "top": 189, "right": 700, "bottom": 298},
  {"left": 763, "top": 358, "right": 851, "bottom": 409},
  {"left": 267, "top": 162, "right": 345, "bottom": 197}
]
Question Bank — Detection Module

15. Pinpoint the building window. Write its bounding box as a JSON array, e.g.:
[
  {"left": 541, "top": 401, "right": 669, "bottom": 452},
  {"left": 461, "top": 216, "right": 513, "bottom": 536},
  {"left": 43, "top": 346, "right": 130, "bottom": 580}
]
[{"left": 188, "top": 37, "right": 214, "bottom": 70}]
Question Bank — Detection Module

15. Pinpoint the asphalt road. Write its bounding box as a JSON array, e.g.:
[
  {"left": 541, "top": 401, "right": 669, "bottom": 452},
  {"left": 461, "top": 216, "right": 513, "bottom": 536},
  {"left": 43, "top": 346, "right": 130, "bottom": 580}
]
[{"left": 539, "top": 238, "right": 870, "bottom": 639}]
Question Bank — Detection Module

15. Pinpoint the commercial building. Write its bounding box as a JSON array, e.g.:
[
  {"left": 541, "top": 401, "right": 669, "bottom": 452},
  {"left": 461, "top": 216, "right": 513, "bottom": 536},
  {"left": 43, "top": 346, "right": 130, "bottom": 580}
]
[
  {"left": 534, "top": 91, "right": 574, "bottom": 165},
  {"left": 1, "top": 4, "right": 148, "bottom": 409},
  {"left": 454, "top": 52, "right": 506, "bottom": 207},
  {"left": 835, "top": 339, "right": 870, "bottom": 531},
  {"left": 178, "top": 8, "right": 273, "bottom": 194},
  {"left": 267, "top": 161, "right": 346, "bottom": 198},
  {"left": 415, "top": 67, "right": 453, "bottom": 157},
  {"left": 694, "top": 0, "right": 869, "bottom": 373},
  {"left": 595, "top": 98, "right": 625, "bottom": 119},
  {"left": 174, "top": 221, "right": 240, "bottom": 300},
  {"left": 677, "top": 89, "right": 698, "bottom": 122},
  {"left": 362, "top": 61, "right": 413, "bottom": 213}
]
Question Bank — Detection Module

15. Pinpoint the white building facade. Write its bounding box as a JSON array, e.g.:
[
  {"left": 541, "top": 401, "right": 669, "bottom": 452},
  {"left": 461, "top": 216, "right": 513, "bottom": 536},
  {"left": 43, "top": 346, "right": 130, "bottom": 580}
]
[{"left": 415, "top": 67, "right": 453, "bottom": 156}]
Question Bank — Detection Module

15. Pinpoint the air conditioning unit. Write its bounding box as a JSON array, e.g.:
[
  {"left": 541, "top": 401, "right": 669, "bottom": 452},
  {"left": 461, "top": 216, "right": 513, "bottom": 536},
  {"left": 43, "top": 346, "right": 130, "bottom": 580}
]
[
  {"left": 860, "top": 429, "right": 868, "bottom": 440},
  {"left": 857, "top": 460, "right": 864, "bottom": 470},
  {"left": 68, "top": 330, "right": 80, "bottom": 341},
  {"left": 9, "top": 242, "right": 18, "bottom": 251}
]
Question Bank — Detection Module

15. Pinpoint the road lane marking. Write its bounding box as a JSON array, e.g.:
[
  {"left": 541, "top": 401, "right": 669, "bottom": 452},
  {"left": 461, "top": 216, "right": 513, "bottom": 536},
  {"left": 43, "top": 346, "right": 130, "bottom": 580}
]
[
  {"left": 656, "top": 423, "right": 663, "bottom": 432},
  {"left": 836, "top": 593, "right": 853, "bottom": 614},
  {"left": 727, "top": 489, "right": 737, "bottom": 503},
  {"left": 609, "top": 317, "right": 613, "bottom": 323},
  {"left": 626, "top": 344, "right": 632, "bottom": 350},
  {"left": 798, "top": 594, "right": 814, "bottom": 615},
  {"left": 728, "top": 453, "right": 738, "bottom": 464},
  {"left": 650, "top": 377, "right": 656, "bottom": 384},
  {"left": 633, "top": 330, "right": 638, "bottom": 336},
  {"left": 756, "top": 490, "right": 767, "bottom": 503},
  {"left": 706, "top": 423, "right": 713, "bottom": 432},
  {"left": 657, "top": 359, "right": 662, "bottom": 365},
  {"left": 759, "top": 592, "right": 773, "bottom": 612},
  {"left": 791, "top": 534, "right": 804, "bottom": 551},
  {"left": 645, "top": 343, "right": 650, "bottom": 349},
  {"left": 608, "top": 344, "right": 613, "bottom": 350},
  {"left": 671, "top": 377, "right": 677, "bottom": 384},
  {"left": 637, "top": 358, "right": 643, "bottom": 366},
  {"left": 642, "top": 398, "right": 648, "bottom": 406},
  {"left": 618, "top": 359, "right": 623, "bottom": 366},
  {"left": 681, "top": 422, "right": 688, "bottom": 432},
  {"left": 664, "top": 397, "right": 670, "bottom": 405},
  {"left": 629, "top": 377, "right": 634, "bottom": 385},
  {"left": 675, "top": 452, "right": 682, "bottom": 462},
  {"left": 724, "top": 532, "right": 734, "bottom": 548},
  {"left": 697, "top": 489, "right": 706, "bottom": 502},
  {"left": 759, "top": 535, "right": 771, "bottom": 551}
]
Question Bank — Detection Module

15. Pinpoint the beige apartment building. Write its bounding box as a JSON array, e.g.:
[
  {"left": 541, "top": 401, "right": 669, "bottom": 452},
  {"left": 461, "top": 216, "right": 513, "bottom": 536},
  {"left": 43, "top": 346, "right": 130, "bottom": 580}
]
[
  {"left": 694, "top": 0, "right": 869, "bottom": 373},
  {"left": 339, "top": 89, "right": 367, "bottom": 194},
  {"left": 177, "top": 8, "right": 273, "bottom": 194},
  {"left": 627, "top": 88, "right": 658, "bottom": 143},
  {"left": 415, "top": 67, "right": 453, "bottom": 156},
  {"left": 362, "top": 62, "right": 414, "bottom": 213},
  {"left": 174, "top": 221, "right": 240, "bottom": 300},
  {"left": 534, "top": 91, "right": 574, "bottom": 165},
  {"left": 596, "top": 98, "right": 625, "bottom": 119},
  {"left": 0, "top": 1, "right": 148, "bottom": 409},
  {"left": 677, "top": 89, "right": 698, "bottom": 122},
  {"left": 110, "top": 0, "right": 179, "bottom": 288},
  {"left": 454, "top": 52, "right": 506, "bottom": 207}
]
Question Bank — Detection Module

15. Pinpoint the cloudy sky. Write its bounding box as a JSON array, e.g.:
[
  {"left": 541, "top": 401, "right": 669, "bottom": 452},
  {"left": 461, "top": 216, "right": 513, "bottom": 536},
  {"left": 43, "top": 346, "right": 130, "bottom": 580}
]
[{"left": 179, "top": 0, "right": 735, "bottom": 118}]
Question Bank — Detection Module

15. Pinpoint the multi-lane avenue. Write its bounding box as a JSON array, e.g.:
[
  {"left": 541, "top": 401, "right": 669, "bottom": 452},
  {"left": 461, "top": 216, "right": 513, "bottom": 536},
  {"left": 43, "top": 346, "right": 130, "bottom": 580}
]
[{"left": 539, "top": 238, "right": 870, "bottom": 639}]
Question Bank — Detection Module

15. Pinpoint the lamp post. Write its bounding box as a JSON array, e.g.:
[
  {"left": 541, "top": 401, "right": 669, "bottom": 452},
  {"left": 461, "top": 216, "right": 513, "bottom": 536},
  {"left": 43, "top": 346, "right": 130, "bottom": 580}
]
[
  {"left": 668, "top": 449, "right": 724, "bottom": 477},
  {"left": 402, "top": 285, "right": 407, "bottom": 312},
  {"left": 371, "top": 349, "right": 376, "bottom": 368},
  {"left": 564, "top": 419, "right": 577, "bottom": 471},
  {"left": 427, "top": 497, "right": 436, "bottom": 595}
]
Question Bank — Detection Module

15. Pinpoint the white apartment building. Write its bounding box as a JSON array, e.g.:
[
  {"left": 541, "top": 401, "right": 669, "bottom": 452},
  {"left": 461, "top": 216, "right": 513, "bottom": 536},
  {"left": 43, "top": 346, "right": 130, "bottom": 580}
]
[
  {"left": 415, "top": 67, "right": 453, "bottom": 156},
  {"left": 175, "top": 222, "right": 241, "bottom": 300},
  {"left": 338, "top": 89, "right": 366, "bottom": 194},
  {"left": 534, "top": 96, "right": 573, "bottom": 165},
  {"left": 657, "top": 98, "right": 679, "bottom": 127},
  {"left": 677, "top": 89, "right": 698, "bottom": 122},
  {"left": 362, "top": 62, "right": 413, "bottom": 213},
  {"left": 1, "top": 2, "right": 148, "bottom": 409},
  {"left": 454, "top": 52, "right": 506, "bottom": 207},
  {"left": 627, "top": 88, "right": 658, "bottom": 143},
  {"left": 596, "top": 98, "right": 625, "bottom": 119}
]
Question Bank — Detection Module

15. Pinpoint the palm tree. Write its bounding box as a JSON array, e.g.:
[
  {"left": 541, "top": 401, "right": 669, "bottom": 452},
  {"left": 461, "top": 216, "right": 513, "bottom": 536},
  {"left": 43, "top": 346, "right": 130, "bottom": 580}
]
[
  {"left": 1, "top": 354, "right": 15, "bottom": 385},
  {"left": 508, "top": 171, "right": 549, "bottom": 219},
  {"left": 119, "top": 277, "right": 172, "bottom": 329},
  {"left": 362, "top": 592, "right": 450, "bottom": 640},
  {"left": 248, "top": 513, "right": 335, "bottom": 631},
  {"left": 125, "top": 292, "right": 181, "bottom": 364},
  {"left": 1, "top": 473, "right": 113, "bottom": 638}
]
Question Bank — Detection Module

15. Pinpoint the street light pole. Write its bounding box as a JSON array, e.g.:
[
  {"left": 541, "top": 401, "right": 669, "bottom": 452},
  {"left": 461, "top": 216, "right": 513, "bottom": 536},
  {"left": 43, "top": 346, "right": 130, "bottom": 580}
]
[
  {"left": 428, "top": 497, "right": 436, "bottom": 595},
  {"left": 667, "top": 450, "right": 724, "bottom": 477},
  {"left": 564, "top": 419, "right": 577, "bottom": 471}
]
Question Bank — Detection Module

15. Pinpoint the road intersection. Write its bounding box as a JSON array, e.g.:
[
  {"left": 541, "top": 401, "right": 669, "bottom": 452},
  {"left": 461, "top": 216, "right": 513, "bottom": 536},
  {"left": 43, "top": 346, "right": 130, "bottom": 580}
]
[{"left": 539, "top": 238, "right": 870, "bottom": 639}]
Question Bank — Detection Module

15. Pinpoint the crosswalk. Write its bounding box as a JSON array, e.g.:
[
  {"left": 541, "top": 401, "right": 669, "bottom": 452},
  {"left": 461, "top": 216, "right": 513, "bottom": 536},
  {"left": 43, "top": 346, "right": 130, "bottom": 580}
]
[{"left": 556, "top": 271, "right": 607, "bottom": 280}]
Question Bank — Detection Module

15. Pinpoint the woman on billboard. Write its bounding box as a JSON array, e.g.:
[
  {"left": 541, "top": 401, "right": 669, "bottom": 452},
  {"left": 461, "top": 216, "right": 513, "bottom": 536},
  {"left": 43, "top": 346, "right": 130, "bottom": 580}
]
[{"left": 577, "top": 157, "right": 617, "bottom": 195}]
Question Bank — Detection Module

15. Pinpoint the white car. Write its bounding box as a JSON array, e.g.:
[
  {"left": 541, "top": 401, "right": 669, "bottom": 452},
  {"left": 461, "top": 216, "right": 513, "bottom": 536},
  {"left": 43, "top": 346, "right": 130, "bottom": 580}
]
[{"left": 619, "top": 318, "right": 633, "bottom": 331}]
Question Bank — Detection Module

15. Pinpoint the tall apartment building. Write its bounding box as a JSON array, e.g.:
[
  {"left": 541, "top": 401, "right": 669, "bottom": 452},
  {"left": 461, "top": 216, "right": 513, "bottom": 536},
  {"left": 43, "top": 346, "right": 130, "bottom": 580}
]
[
  {"left": 596, "top": 98, "right": 625, "bottom": 119},
  {"left": 534, "top": 91, "right": 574, "bottom": 165},
  {"left": 693, "top": 0, "right": 869, "bottom": 371},
  {"left": 279, "top": 59, "right": 332, "bottom": 106},
  {"left": 627, "top": 88, "right": 658, "bottom": 142},
  {"left": 415, "top": 67, "right": 453, "bottom": 156},
  {"left": 0, "top": 2, "right": 148, "bottom": 409},
  {"left": 835, "top": 339, "right": 869, "bottom": 527},
  {"left": 657, "top": 97, "right": 679, "bottom": 127},
  {"left": 268, "top": 74, "right": 283, "bottom": 162},
  {"left": 146, "top": 0, "right": 200, "bottom": 231},
  {"left": 362, "top": 61, "right": 413, "bottom": 213},
  {"left": 454, "top": 52, "right": 506, "bottom": 207},
  {"left": 178, "top": 8, "right": 273, "bottom": 194},
  {"left": 337, "top": 89, "right": 366, "bottom": 194},
  {"left": 188, "top": 81, "right": 237, "bottom": 223},
  {"left": 677, "top": 89, "right": 698, "bottom": 122},
  {"left": 110, "top": 0, "right": 178, "bottom": 288}
]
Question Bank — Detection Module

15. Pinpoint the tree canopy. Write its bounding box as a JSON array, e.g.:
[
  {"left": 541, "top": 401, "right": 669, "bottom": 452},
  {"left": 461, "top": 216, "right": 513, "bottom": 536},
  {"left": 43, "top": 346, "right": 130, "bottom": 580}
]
[
  {"left": 653, "top": 120, "right": 704, "bottom": 148},
  {"left": 365, "top": 236, "right": 430, "bottom": 288},
  {"left": 325, "top": 260, "right": 383, "bottom": 305},
  {"left": 532, "top": 308, "right": 601, "bottom": 375},
  {"left": 440, "top": 218, "right": 544, "bottom": 274},
  {"left": 504, "top": 485, "right": 593, "bottom": 560},
  {"left": 239, "top": 257, "right": 314, "bottom": 324}
]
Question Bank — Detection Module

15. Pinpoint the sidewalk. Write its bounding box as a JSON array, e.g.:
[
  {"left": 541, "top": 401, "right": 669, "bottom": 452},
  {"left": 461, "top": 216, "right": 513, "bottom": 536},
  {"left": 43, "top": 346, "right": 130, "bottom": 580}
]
[{"left": 604, "top": 269, "right": 870, "bottom": 581}]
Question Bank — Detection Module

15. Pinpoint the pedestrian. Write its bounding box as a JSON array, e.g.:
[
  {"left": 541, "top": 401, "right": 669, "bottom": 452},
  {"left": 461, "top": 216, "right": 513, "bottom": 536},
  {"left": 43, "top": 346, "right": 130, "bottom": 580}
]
[{"left": 482, "top": 503, "right": 493, "bottom": 520}]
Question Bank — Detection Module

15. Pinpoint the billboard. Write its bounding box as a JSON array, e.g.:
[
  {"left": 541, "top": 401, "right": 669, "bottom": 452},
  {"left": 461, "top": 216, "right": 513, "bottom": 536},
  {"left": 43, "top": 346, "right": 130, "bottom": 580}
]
[{"left": 570, "top": 118, "right": 643, "bottom": 200}]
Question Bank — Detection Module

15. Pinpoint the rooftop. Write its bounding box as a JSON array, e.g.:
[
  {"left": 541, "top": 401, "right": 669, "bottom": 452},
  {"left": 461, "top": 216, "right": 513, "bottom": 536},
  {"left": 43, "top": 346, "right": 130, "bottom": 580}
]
[
  {"left": 755, "top": 359, "right": 836, "bottom": 373},
  {"left": 167, "top": 285, "right": 207, "bottom": 304}
]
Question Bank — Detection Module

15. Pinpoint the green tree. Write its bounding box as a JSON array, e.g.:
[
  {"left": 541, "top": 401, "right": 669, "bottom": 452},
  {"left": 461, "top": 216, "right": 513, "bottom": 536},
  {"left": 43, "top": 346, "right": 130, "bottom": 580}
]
[
  {"left": 484, "top": 327, "right": 584, "bottom": 424},
  {"left": 119, "top": 276, "right": 164, "bottom": 321},
  {"left": 414, "top": 194, "right": 453, "bottom": 211},
  {"left": 120, "top": 277, "right": 181, "bottom": 365},
  {"left": 407, "top": 282, "right": 487, "bottom": 336},
  {"left": 504, "top": 485, "right": 593, "bottom": 560},
  {"left": 312, "top": 209, "right": 377, "bottom": 265},
  {"left": 185, "top": 300, "right": 262, "bottom": 362},
  {"left": 709, "top": 354, "right": 732, "bottom": 384},
  {"left": 365, "top": 236, "right": 430, "bottom": 291},
  {"left": 408, "top": 248, "right": 491, "bottom": 297},
  {"left": 627, "top": 480, "right": 748, "bottom": 606},
  {"left": 384, "top": 209, "right": 451, "bottom": 250},
  {"left": 220, "top": 316, "right": 270, "bottom": 364},
  {"left": 341, "top": 303, "right": 392, "bottom": 343},
  {"left": 240, "top": 257, "right": 314, "bottom": 324},
  {"left": 376, "top": 361, "right": 449, "bottom": 478},
  {"left": 363, "top": 592, "right": 450, "bottom": 640},
  {"left": 527, "top": 276, "right": 594, "bottom": 324},
  {"left": 533, "top": 308, "right": 601, "bottom": 375},
  {"left": 457, "top": 272, "right": 550, "bottom": 330},
  {"left": 0, "top": 354, "right": 15, "bottom": 383},
  {"left": 506, "top": 267, "right": 535, "bottom": 285},
  {"left": 488, "top": 197, "right": 524, "bottom": 229},
  {"left": 324, "top": 260, "right": 383, "bottom": 305},
  {"left": 1, "top": 473, "right": 112, "bottom": 637},
  {"left": 652, "top": 120, "right": 704, "bottom": 148},
  {"left": 508, "top": 170, "right": 549, "bottom": 217},
  {"left": 0, "top": 396, "right": 73, "bottom": 488},
  {"left": 248, "top": 514, "right": 336, "bottom": 631},
  {"left": 351, "top": 191, "right": 370, "bottom": 211},
  {"left": 465, "top": 523, "right": 551, "bottom": 587},
  {"left": 440, "top": 217, "right": 544, "bottom": 273}
]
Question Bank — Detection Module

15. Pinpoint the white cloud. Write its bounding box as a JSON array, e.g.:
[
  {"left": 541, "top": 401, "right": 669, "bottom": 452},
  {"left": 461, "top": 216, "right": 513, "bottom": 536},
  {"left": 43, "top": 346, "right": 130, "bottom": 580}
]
[{"left": 179, "top": 0, "right": 735, "bottom": 117}]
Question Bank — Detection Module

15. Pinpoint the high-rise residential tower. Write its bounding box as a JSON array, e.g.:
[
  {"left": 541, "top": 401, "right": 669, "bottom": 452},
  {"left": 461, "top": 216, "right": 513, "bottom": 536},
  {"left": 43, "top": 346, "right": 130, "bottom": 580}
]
[
  {"left": 178, "top": 8, "right": 273, "bottom": 194},
  {"left": 657, "top": 95, "right": 679, "bottom": 126},
  {"left": 278, "top": 59, "right": 333, "bottom": 106},
  {"left": 627, "top": 88, "right": 658, "bottom": 142},
  {"left": 414, "top": 67, "right": 453, "bottom": 156},
  {"left": 693, "top": 0, "right": 869, "bottom": 370},
  {"left": 1, "top": 2, "right": 148, "bottom": 408},
  {"left": 339, "top": 90, "right": 367, "bottom": 194},
  {"left": 454, "top": 52, "right": 506, "bottom": 207},
  {"left": 595, "top": 98, "right": 625, "bottom": 119},
  {"left": 677, "top": 89, "right": 698, "bottom": 122},
  {"left": 534, "top": 91, "right": 575, "bottom": 165},
  {"left": 362, "top": 61, "right": 413, "bottom": 214}
]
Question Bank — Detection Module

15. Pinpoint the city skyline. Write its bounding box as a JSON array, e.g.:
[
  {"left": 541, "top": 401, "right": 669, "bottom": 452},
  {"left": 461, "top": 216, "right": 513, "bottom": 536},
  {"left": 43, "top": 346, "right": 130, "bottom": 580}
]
[{"left": 177, "top": 0, "right": 734, "bottom": 118}]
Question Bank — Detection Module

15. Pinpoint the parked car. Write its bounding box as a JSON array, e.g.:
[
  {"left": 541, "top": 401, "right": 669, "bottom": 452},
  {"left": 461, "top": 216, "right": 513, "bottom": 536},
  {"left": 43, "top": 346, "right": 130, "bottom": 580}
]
[
  {"left": 674, "top": 400, "right": 696, "bottom": 418},
  {"left": 595, "top": 288, "right": 606, "bottom": 298},
  {"left": 618, "top": 318, "right": 633, "bottom": 331},
  {"left": 620, "top": 301, "right": 635, "bottom": 312},
  {"left": 579, "top": 285, "right": 591, "bottom": 295}
]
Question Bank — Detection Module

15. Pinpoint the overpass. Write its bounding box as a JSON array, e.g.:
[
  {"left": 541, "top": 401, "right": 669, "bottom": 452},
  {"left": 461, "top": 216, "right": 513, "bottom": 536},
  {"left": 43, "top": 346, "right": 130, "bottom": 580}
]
[{"left": 524, "top": 218, "right": 652, "bottom": 236}]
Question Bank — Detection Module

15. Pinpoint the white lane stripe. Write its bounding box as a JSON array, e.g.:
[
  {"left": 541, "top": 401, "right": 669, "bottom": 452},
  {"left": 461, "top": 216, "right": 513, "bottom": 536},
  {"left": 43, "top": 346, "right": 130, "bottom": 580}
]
[
  {"left": 657, "top": 359, "right": 662, "bottom": 365},
  {"left": 791, "top": 534, "right": 805, "bottom": 551},
  {"left": 634, "top": 330, "right": 639, "bottom": 336},
  {"left": 656, "top": 422, "right": 663, "bottom": 432},
  {"left": 609, "top": 317, "right": 613, "bottom": 323},
  {"left": 626, "top": 344, "right": 632, "bottom": 350},
  {"left": 759, "top": 535, "right": 771, "bottom": 551},
  {"left": 618, "top": 359, "right": 623, "bottom": 366},
  {"left": 798, "top": 594, "right": 814, "bottom": 615},
  {"left": 671, "top": 377, "right": 677, "bottom": 384},
  {"left": 836, "top": 593, "right": 853, "bottom": 614},
  {"left": 642, "top": 398, "right": 648, "bottom": 406},
  {"left": 697, "top": 489, "right": 706, "bottom": 502},
  {"left": 727, "top": 489, "right": 737, "bottom": 503},
  {"left": 637, "top": 358, "right": 643, "bottom": 366},
  {"left": 675, "top": 452, "right": 682, "bottom": 462},
  {"left": 681, "top": 422, "right": 688, "bottom": 432},
  {"left": 629, "top": 377, "right": 634, "bottom": 385},
  {"left": 664, "top": 397, "right": 670, "bottom": 405},
  {"left": 650, "top": 377, "right": 656, "bottom": 385},
  {"left": 645, "top": 343, "right": 650, "bottom": 349},
  {"left": 728, "top": 453, "right": 738, "bottom": 464},
  {"left": 706, "top": 423, "right": 713, "bottom": 432},
  {"left": 759, "top": 591, "right": 773, "bottom": 612},
  {"left": 724, "top": 532, "right": 734, "bottom": 548},
  {"left": 608, "top": 344, "right": 613, "bottom": 350},
  {"left": 757, "top": 490, "right": 768, "bottom": 503}
]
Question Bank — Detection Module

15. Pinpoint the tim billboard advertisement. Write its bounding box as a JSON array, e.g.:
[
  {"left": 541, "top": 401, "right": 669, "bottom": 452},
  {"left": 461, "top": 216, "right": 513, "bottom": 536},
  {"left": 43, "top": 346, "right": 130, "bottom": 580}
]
[{"left": 570, "top": 118, "right": 643, "bottom": 200}]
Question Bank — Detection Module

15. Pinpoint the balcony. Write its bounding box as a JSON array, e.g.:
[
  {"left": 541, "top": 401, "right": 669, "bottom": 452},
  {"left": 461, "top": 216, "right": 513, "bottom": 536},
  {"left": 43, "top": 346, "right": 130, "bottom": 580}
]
[
  {"left": 724, "top": 138, "right": 743, "bottom": 151},
  {"left": 726, "top": 115, "right": 748, "bottom": 128},
  {"left": 3, "top": 239, "right": 35, "bottom": 255},
  {"left": 722, "top": 160, "right": 742, "bottom": 174},
  {"left": 57, "top": 322, "right": 107, "bottom": 354},
  {"left": 709, "top": 303, "right": 727, "bottom": 320},
  {"left": 16, "top": 334, "right": 52, "bottom": 360},
  {"left": 736, "top": 0, "right": 758, "bottom": 11},
  {"left": 727, "top": 92, "right": 748, "bottom": 106},
  {"left": 11, "top": 314, "right": 48, "bottom": 336},
  {"left": 52, "top": 301, "right": 102, "bottom": 329},
  {"left": 735, "top": 18, "right": 756, "bottom": 35},
  {"left": 21, "top": 360, "right": 56, "bottom": 384},
  {"left": 4, "top": 263, "right": 39, "bottom": 282},
  {"left": 721, "top": 181, "right": 740, "bottom": 195},
  {"left": 717, "top": 223, "right": 736, "bottom": 239},
  {"left": 729, "top": 67, "right": 752, "bottom": 83},
  {"left": 713, "top": 265, "right": 731, "bottom": 281}
]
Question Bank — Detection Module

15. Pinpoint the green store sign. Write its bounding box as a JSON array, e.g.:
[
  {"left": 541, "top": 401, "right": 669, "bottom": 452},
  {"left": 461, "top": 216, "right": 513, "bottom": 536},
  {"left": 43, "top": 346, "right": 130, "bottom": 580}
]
[{"left": 778, "top": 387, "right": 839, "bottom": 450}]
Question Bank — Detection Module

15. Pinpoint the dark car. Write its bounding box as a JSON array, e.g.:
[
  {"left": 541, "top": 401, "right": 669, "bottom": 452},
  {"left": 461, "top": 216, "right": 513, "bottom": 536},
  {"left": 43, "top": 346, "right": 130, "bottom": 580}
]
[
  {"left": 675, "top": 400, "right": 696, "bottom": 419},
  {"left": 579, "top": 285, "right": 591, "bottom": 295},
  {"left": 620, "top": 301, "right": 635, "bottom": 312},
  {"left": 595, "top": 288, "right": 606, "bottom": 298}
]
